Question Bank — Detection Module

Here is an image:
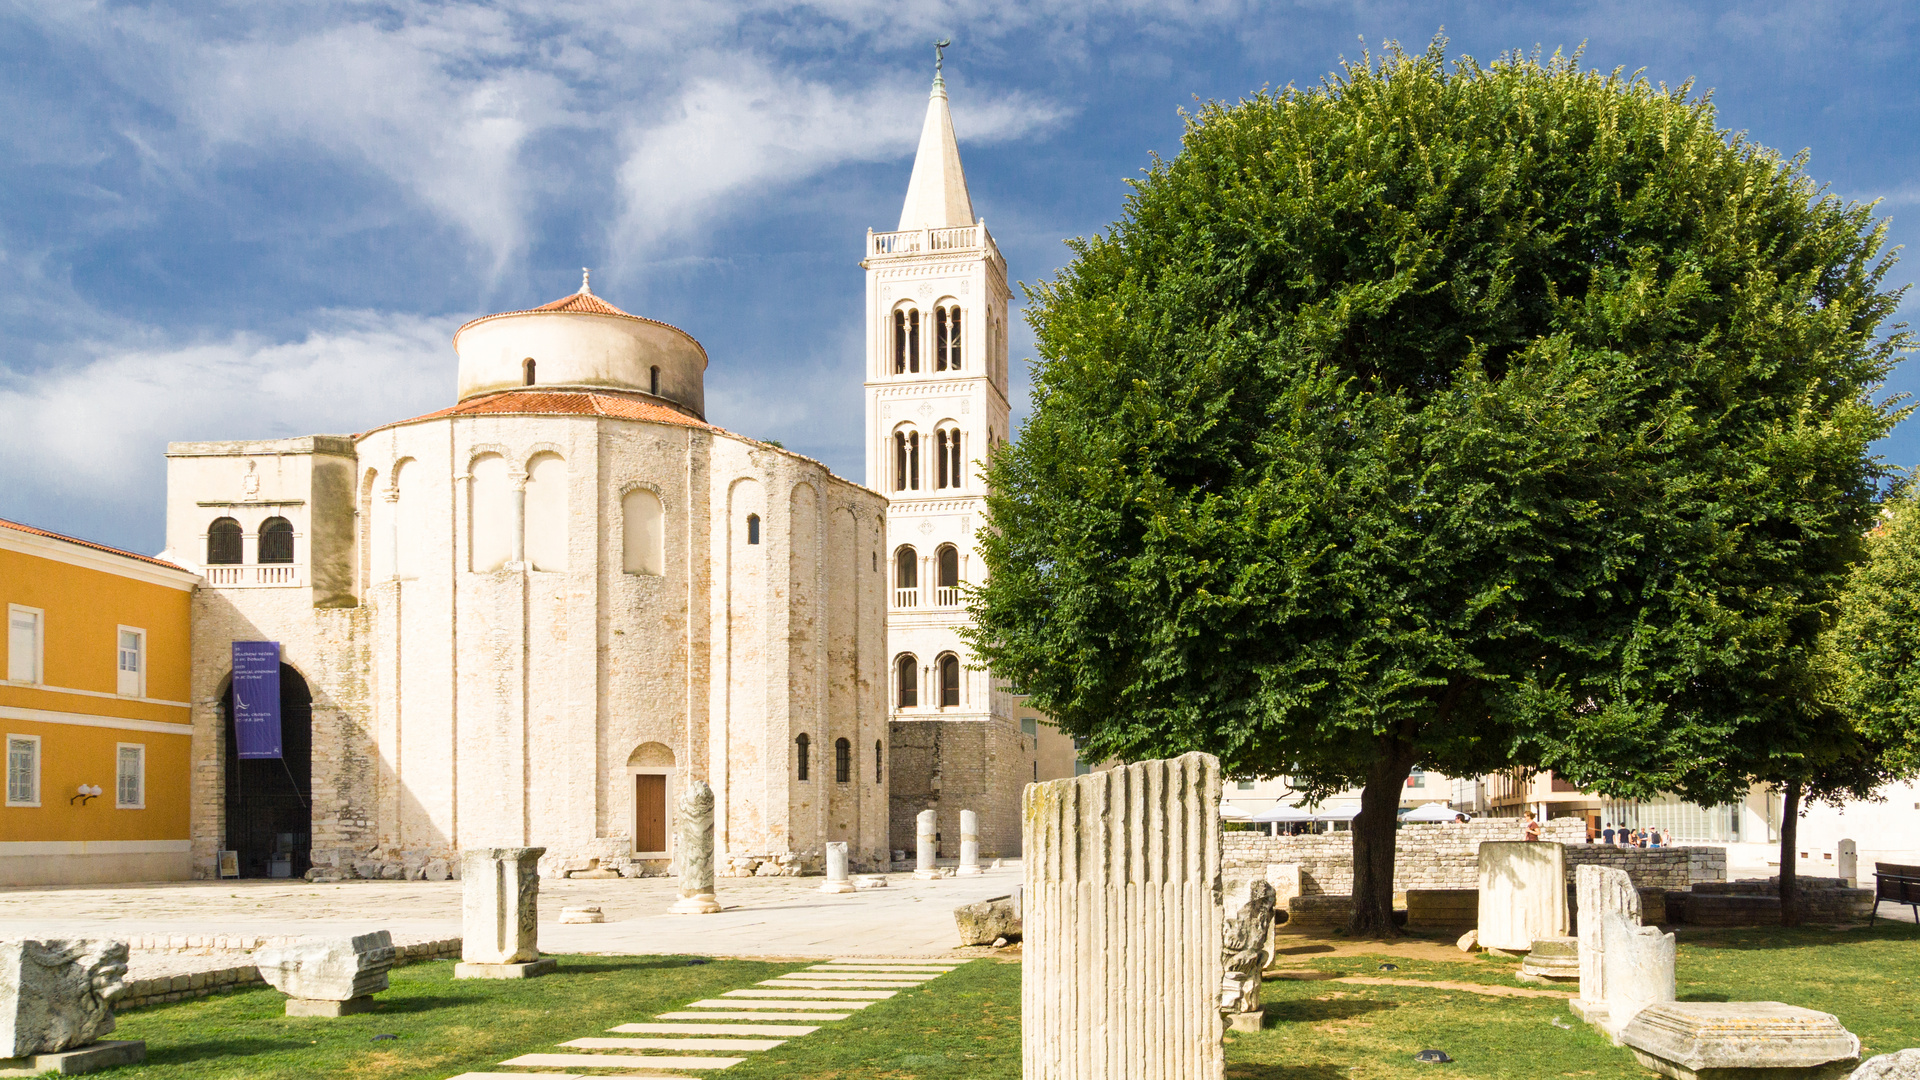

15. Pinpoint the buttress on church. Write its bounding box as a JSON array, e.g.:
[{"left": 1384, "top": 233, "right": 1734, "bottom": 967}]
[{"left": 162, "top": 70, "right": 1053, "bottom": 881}]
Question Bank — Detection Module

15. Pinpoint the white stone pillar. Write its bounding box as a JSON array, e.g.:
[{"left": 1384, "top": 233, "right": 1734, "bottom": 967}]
[
  {"left": 914, "top": 809, "right": 939, "bottom": 879},
  {"left": 1477, "top": 840, "right": 1568, "bottom": 951},
  {"left": 957, "top": 810, "right": 982, "bottom": 874},
  {"left": 1023, "top": 752, "right": 1225, "bottom": 1080},
  {"left": 670, "top": 779, "right": 722, "bottom": 914},
  {"left": 820, "top": 841, "right": 855, "bottom": 894},
  {"left": 1599, "top": 914, "right": 1675, "bottom": 1041},
  {"left": 456, "top": 847, "right": 555, "bottom": 979},
  {"left": 1838, "top": 838, "right": 1858, "bottom": 888},
  {"left": 1574, "top": 864, "right": 1640, "bottom": 1021}
]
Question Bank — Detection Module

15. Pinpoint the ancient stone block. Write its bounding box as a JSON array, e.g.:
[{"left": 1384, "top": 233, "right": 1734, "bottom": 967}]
[
  {"left": 954, "top": 896, "right": 1021, "bottom": 946},
  {"left": 1265, "top": 863, "right": 1303, "bottom": 914},
  {"left": 1406, "top": 889, "right": 1479, "bottom": 934},
  {"left": 1598, "top": 913, "right": 1675, "bottom": 1041},
  {"left": 1621, "top": 1002, "right": 1860, "bottom": 1080},
  {"left": 1023, "top": 752, "right": 1223, "bottom": 1080},
  {"left": 1477, "top": 841, "right": 1568, "bottom": 951},
  {"left": 254, "top": 931, "right": 394, "bottom": 1003},
  {"left": 1576, "top": 865, "right": 1641, "bottom": 1008},
  {"left": 459, "top": 847, "right": 544, "bottom": 965},
  {"left": 0, "top": 940, "right": 130, "bottom": 1059},
  {"left": 957, "top": 810, "right": 982, "bottom": 875},
  {"left": 1851, "top": 1049, "right": 1920, "bottom": 1078}
]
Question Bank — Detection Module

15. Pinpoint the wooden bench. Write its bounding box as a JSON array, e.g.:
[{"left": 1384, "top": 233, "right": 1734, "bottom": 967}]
[{"left": 1870, "top": 863, "right": 1920, "bottom": 927}]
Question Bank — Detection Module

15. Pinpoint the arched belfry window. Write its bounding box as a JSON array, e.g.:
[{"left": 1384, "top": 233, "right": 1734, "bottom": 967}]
[
  {"left": 896, "top": 654, "right": 918, "bottom": 708},
  {"left": 835, "top": 738, "right": 851, "bottom": 783},
  {"left": 894, "top": 546, "right": 917, "bottom": 608},
  {"left": 893, "top": 308, "right": 921, "bottom": 374},
  {"left": 258, "top": 517, "right": 295, "bottom": 564},
  {"left": 939, "top": 654, "right": 961, "bottom": 707},
  {"left": 893, "top": 429, "right": 920, "bottom": 492},
  {"left": 796, "top": 733, "right": 811, "bottom": 781},
  {"left": 207, "top": 518, "right": 242, "bottom": 565},
  {"left": 935, "top": 304, "right": 962, "bottom": 371},
  {"left": 522, "top": 358, "right": 536, "bottom": 386},
  {"left": 936, "top": 545, "right": 959, "bottom": 606},
  {"left": 936, "top": 426, "right": 962, "bottom": 489}
]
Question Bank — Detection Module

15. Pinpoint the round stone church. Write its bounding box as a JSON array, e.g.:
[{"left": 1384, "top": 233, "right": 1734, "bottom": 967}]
[{"left": 164, "top": 277, "right": 891, "bottom": 881}]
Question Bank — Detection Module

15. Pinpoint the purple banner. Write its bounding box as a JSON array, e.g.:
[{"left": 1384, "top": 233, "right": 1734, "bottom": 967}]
[{"left": 231, "top": 642, "right": 282, "bottom": 760}]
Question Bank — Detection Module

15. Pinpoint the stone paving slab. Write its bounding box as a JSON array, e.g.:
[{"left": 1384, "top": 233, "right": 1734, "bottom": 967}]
[
  {"left": 656, "top": 1011, "right": 853, "bottom": 1021},
  {"left": 500, "top": 1053, "right": 744, "bottom": 1069},
  {"left": 609, "top": 1024, "right": 818, "bottom": 1037},
  {"left": 780, "top": 971, "right": 936, "bottom": 980},
  {"left": 763, "top": 980, "right": 928, "bottom": 989},
  {"left": 449, "top": 1074, "right": 695, "bottom": 1079},
  {"left": 563, "top": 1038, "right": 787, "bottom": 1052},
  {"left": 684, "top": 999, "right": 872, "bottom": 1010},
  {"left": 724, "top": 988, "right": 895, "bottom": 1000}
]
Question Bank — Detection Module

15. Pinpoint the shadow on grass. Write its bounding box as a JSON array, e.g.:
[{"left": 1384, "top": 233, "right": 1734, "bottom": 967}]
[
  {"left": 1226, "top": 1065, "right": 1347, "bottom": 1079},
  {"left": 1674, "top": 924, "right": 1920, "bottom": 952},
  {"left": 141, "top": 1038, "right": 311, "bottom": 1063},
  {"left": 1679, "top": 992, "right": 1731, "bottom": 1002},
  {"left": 1263, "top": 998, "right": 1400, "bottom": 1023},
  {"left": 549, "top": 959, "right": 704, "bottom": 974},
  {"left": 364, "top": 996, "right": 475, "bottom": 1014},
  {"left": 1275, "top": 944, "right": 1337, "bottom": 956}
]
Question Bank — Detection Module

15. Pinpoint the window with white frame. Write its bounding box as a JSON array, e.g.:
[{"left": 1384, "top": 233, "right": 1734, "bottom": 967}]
[
  {"left": 6, "top": 735, "right": 39, "bottom": 807},
  {"left": 7, "top": 606, "right": 42, "bottom": 684},
  {"left": 116, "top": 743, "right": 145, "bottom": 809},
  {"left": 117, "top": 627, "right": 145, "bottom": 697}
]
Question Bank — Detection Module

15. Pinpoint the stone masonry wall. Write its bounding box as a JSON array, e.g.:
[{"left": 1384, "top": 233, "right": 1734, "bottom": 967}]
[
  {"left": 888, "top": 718, "right": 1029, "bottom": 859},
  {"left": 1222, "top": 820, "right": 1724, "bottom": 895}
]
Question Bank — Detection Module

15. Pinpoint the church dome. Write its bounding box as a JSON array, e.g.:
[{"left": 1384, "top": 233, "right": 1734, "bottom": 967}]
[{"left": 452, "top": 272, "right": 708, "bottom": 418}]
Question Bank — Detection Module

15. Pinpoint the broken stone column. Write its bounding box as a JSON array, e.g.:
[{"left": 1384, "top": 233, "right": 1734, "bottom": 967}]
[
  {"left": 456, "top": 847, "right": 556, "bottom": 979},
  {"left": 1220, "top": 879, "right": 1277, "bottom": 1033},
  {"left": 954, "top": 895, "right": 1022, "bottom": 945},
  {"left": 670, "top": 779, "right": 723, "bottom": 914},
  {"left": 1024, "top": 752, "right": 1224, "bottom": 1080},
  {"left": 255, "top": 931, "right": 395, "bottom": 1016},
  {"left": 914, "top": 809, "right": 939, "bottom": 880},
  {"left": 1477, "top": 840, "right": 1568, "bottom": 952},
  {"left": 1599, "top": 913, "right": 1676, "bottom": 1042},
  {"left": 819, "top": 841, "right": 856, "bottom": 894},
  {"left": 1519, "top": 936, "right": 1579, "bottom": 983},
  {"left": 957, "top": 810, "right": 983, "bottom": 875},
  {"left": 1574, "top": 864, "right": 1642, "bottom": 1021},
  {"left": 0, "top": 939, "right": 144, "bottom": 1075}
]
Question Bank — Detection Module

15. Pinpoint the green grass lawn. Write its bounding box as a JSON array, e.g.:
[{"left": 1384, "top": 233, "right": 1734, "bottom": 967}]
[{"left": 101, "top": 923, "right": 1920, "bottom": 1080}]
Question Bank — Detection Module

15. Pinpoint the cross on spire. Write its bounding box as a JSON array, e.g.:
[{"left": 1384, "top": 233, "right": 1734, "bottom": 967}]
[{"left": 934, "top": 38, "right": 950, "bottom": 87}]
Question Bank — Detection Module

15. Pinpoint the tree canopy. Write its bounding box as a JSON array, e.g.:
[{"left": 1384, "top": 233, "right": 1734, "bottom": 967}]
[{"left": 966, "top": 40, "right": 1908, "bottom": 932}]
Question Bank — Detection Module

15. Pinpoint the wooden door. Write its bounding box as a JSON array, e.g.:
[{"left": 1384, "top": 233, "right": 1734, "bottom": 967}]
[{"left": 635, "top": 774, "right": 667, "bottom": 853}]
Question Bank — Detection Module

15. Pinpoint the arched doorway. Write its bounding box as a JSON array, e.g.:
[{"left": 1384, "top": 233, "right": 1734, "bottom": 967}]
[{"left": 222, "top": 663, "right": 313, "bottom": 878}]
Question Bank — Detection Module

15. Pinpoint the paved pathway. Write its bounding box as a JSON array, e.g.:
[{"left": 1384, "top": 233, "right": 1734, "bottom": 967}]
[
  {"left": 446, "top": 958, "right": 966, "bottom": 1078},
  {"left": 0, "top": 864, "right": 1022, "bottom": 958}
]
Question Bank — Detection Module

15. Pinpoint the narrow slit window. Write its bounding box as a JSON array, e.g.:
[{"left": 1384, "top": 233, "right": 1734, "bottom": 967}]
[
  {"left": 523, "top": 358, "right": 536, "bottom": 386},
  {"left": 649, "top": 366, "right": 661, "bottom": 395},
  {"left": 893, "top": 310, "right": 907, "bottom": 374},
  {"left": 746, "top": 513, "right": 761, "bottom": 545},
  {"left": 907, "top": 309, "right": 920, "bottom": 373},
  {"left": 796, "top": 733, "right": 811, "bottom": 781},
  {"left": 835, "top": 738, "right": 851, "bottom": 783},
  {"left": 908, "top": 431, "right": 920, "bottom": 490}
]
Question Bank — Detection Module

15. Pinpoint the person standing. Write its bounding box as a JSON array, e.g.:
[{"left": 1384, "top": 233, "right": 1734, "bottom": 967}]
[
  {"left": 1523, "top": 811, "right": 1543, "bottom": 842},
  {"left": 1602, "top": 822, "right": 1617, "bottom": 845}
]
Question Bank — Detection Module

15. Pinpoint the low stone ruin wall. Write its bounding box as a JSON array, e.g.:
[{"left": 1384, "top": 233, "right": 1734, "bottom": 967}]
[
  {"left": 1672, "top": 879, "right": 1876, "bottom": 926},
  {"left": 1222, "top": 819, "right": 1721, "bottom": 895},
  {"left": 117, "top": 937, "right": 461, "bottom": 1010}
]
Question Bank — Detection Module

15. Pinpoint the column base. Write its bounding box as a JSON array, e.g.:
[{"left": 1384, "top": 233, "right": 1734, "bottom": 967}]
[
  {"left": 454, "top": 958, "right": 558, "bottom": 980},
  {"left": 818, "top": 881, "right": 857, "bottom": 894},
  {"left": 670, "top": 894, "right": 723, "bottom": 914},
  {"left": 913, "top": 869, "right": 941, "bottom": 880},
  {"left": 286, "top": 996, "right": 377, "bottom": 1017},
  {"left": 956, "top": 865, "right": 984, "bottom": 876},
  {"left": 0, "top": 1040, "right": 146, "bottom": 1076}
]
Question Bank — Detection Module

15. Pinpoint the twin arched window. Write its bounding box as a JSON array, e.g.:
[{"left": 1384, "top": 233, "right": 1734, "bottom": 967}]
[
  {"left": 893, "top": 304, "right": 962, "bottom": 375},
  {"left": 835, "top": 737, "right": 851, "bottom": 783},
  {"left": 895, "top": 652, "right": 962, "bottom": 708},
  {"left": 934, "top": 304, "right": 962, "bottom": 371},
  {"left": 893, "top": 308, "right": 921, "bottom": 374},
  {"left": 935, "top": 426, "right": 962, "bottom": 489},
  {"left": 893, "top": 430, "right": 920, "bottom": 492},
  {"left": 206, "top": 517, "right": 293, "bottom": 565}
]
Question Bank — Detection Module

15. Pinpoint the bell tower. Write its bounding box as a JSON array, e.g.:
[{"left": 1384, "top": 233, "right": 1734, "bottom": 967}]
[{"left": 863, "top": 51, "right": 1025, "bottom": 857}]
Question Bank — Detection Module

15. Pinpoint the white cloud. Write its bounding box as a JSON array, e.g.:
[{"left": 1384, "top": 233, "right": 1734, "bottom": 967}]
[{"left": 0, "top": 312, "right": 456, "bottom": 546}]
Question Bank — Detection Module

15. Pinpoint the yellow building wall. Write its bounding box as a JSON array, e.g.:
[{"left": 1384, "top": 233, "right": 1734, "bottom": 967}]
[{"left": 1, "top": 535, "right": 196, "bottom": 881}]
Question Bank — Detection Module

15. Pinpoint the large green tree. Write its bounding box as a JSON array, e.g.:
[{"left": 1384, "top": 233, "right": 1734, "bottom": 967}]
[{"left": 966, "top": 41, "right": 1908, "bottom": 935}]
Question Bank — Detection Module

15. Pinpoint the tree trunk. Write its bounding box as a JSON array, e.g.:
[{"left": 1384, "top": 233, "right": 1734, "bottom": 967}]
[
  {"left": 1348, "top": 740, "right": 1417, "bottom": 938},
  {"left": 1779, "top": 780, "right": 1802, "bottom": 928}
]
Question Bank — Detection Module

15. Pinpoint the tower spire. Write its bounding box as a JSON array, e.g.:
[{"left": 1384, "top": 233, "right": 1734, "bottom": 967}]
[{"left": 898, "top": 39, "right": 975, "bottom": 232}]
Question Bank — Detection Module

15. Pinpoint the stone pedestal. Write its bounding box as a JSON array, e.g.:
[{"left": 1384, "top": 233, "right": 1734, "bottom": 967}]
[
  {"left": 256, "top": 931, "right": 395, "bottom": 1011},
  {"left": 670, "top": 780, "right": 723, "bottom": 914},
  {"left": 452, "top": 958, "right": 559, "bottom": 980},
  {"left": 957, "top": 810, "right": 982, "bottom": 875},
  {"left": 1519, "top": 936, "right": 1579, "bottom": 982},
  {"left": 820, "top": 841, "right": 856, "bottom": 894},
  {"left": 1576, "top": 864, "right": 1642, "bottom": 1012},
  {"left": 1226, "top": 1012, "right": 1262, "bottom": 1034},
  {"left": 1621, "top": 1002, "right": 1860, "bottom": 1080},
  {"left": 458, "top": 847, "right": 550, "bottom": 979},
  {"left": 0, "top": 940, "right": 130, "bottom": 1059},
  {"left": 1838, "top": 839, "right": 1858, "bottom": 889},
  {"left": 1024, "top": 752, "right": 1224, "bottom": 1080},
  {"left": 1477, "top": 841, "right": 1568, "bottom": 951},
  {"left": 0, "top": 1039, "right": 145, "bottom": 1077},
  {"left": 914, "top": 809, "right": 939, "bottom": 880}
]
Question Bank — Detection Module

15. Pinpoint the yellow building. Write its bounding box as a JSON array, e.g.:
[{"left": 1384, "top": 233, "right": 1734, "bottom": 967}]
[{"left": 1, "top": 517, "right": 198, "bottom": 884}]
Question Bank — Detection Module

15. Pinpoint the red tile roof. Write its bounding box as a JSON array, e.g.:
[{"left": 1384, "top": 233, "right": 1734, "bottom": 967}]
[
  {"left": 0, "top": 517, "right": 189, "bottom": 572},
  {"left": 362, "top": 389, "right": 722, "bottom": 437},
  {"left": 532, "top": 291, "right": 634, "bottom": 317},
  {"left": 452, "top": 288, "right": 707, "bottom": 365}
]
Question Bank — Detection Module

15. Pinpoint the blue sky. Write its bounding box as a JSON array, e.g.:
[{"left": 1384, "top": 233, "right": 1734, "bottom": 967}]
[{"left": 5, "top": 1, "right": 1920, "bottom": 554}]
